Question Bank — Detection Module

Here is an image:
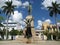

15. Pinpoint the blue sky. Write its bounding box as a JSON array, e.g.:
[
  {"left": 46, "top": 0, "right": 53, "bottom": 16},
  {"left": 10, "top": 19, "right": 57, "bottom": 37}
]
[
  {"left": 0, "top": 0, "right": 60, "bottom": 29},
  {"left": 14, "top": 0, "right": 60, "bottom": 28}
]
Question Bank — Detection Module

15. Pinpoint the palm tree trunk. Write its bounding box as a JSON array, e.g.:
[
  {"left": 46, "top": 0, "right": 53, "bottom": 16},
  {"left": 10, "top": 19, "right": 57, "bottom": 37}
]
[
  {"left": 6, "top": 16, "right": 8, "bottom": 40},
  {"left": 54, "top": 15, "right": 58, "bottom": 40},
  {"left": 54, "top": 15, "right": 58, "bottom": 31}
]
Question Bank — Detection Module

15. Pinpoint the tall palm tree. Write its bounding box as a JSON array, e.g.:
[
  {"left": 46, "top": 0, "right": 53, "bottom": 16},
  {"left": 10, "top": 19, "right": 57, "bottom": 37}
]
[
  {"left": 1, "top": 1, "right": 16, "bottom": 40},
  {"left": 47, "top": 1, "right": 60, "bottom": 40}
]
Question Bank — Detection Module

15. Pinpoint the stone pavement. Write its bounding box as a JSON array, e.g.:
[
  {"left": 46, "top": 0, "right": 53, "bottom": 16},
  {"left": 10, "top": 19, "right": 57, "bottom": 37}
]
[{"left": 0, "top": 40, "right": 60, "bottom": 45}]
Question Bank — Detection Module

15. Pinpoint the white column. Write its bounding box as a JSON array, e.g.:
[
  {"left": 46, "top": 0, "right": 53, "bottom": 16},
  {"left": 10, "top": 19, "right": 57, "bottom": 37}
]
[{"left": 51, "top": 34, "right": 53, "bottom": 40}]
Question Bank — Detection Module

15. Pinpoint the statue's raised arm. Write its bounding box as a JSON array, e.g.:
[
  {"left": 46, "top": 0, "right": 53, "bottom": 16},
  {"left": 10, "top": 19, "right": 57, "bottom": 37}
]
[{"left": 28, "top": 3, "right": 32, "bottom": 15}]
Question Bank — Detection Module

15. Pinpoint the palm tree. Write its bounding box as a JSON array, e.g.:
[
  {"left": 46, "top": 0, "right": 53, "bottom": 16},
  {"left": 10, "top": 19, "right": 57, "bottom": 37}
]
[
  {"left": 47, "top": 1, "right": 60, "bottom": 30},
  {"left": 47, "top": 2, "right": 60, "bottom": 40},
  {"left": 1, "top": 1, "right": 16, "bottom": 40},
  {"left": 0, "top": 16, "right": 4, "bottom": 23}
]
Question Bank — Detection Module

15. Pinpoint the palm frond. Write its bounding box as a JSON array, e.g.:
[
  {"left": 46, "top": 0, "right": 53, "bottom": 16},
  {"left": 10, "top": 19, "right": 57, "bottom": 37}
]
[
  {"left": 0, "top": 16, "right": 4, "bottom": 20},
  {"left": 47, "top": 6, "right": 53, "bottom": 11},
  {"left": 49, "top": 11, "right": 53, "bottom": 17},
  {"left": 0, "top": 11, "right": 1, "bottom": 14},
  {"left": 47, "top": 1, "right": 60, "bottom": 17},
  {"left": 58, "top": 10, "right": 60, "bottom": 14},
  {"left": 1, "top": 1, "right": 16, "bottom": 15}
]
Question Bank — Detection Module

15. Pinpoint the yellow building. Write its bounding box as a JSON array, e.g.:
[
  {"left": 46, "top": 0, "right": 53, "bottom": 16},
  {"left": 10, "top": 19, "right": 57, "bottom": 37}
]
[{"left": 42, "top": 22, "right": 52, "bottom": 30}]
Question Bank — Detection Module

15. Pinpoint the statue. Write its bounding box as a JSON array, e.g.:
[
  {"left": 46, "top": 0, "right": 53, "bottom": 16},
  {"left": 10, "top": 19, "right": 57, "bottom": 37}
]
[
  {"left": 24, "top": 18, "right": 33, "bottom": 39},
  {"left": 23, "top": 2, "right": 35, "bottom": 43},
  {"left": 28, "top": 3, "right": 32, "bottom": 15}
]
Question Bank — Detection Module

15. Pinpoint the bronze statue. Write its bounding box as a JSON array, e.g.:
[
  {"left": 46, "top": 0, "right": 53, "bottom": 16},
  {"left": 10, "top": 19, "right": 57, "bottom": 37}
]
[
  {"left": 24, "top": 3, "right": 33, "bottom": 39},
  {"left": 24, "top": 19, "right": 32, "bottom": 38},
  {"left": 28, "top": 3, "right": 32, "bottom": 15}
]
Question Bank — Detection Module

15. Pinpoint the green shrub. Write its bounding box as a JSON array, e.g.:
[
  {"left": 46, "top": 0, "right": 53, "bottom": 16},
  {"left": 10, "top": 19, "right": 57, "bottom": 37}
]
[{"left": 19, "top": 30, "right": 23, "bottom": 35}]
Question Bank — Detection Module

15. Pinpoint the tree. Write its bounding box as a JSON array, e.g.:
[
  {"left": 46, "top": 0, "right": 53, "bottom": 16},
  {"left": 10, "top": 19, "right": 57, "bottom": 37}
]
[
  {"left": 47, "top": 1, "right": 60, "bottom": 31},
  {"left": 9, "top": 28, "right": 19, "bottom": 40},
  {"left": 43, "top": 30, "right": 49, "bottom": 36},
  {"left": 54, "top": 31, "right": 59, "bottom": 40},
  {"left": 43, "top": 30, "right": 50, "bottom": 40},
  {"left": 0, "top": 29, "right": 3, "bottom": 40},
  {"left": 19, "top": 30, "right": 23, "bottom": 35},
  {"left": 0, "top": 28, "right": 7, "bottom": 40},
  {"left": 0, "top": 16, "right": 4, "bottom": 40},
  {"left": 0, "top": 16, "right": 4, "bottom": 23},
  {"left": 1, "top": 1, "right": 16, "bottom": 40},
  {"left": 3, "top": 28, "right": 9, "bottom": 40},
  {"left": 47, "top": 2, "right": 60, "bottom": 40}
]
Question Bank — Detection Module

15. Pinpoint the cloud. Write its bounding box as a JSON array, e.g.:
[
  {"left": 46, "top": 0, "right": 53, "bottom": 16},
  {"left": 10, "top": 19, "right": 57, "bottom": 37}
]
[
  {"left": 23, "top": 1, "right": 29, "bottom": 7},
  {"left": 5, "top": 11, "right": 23, "bottom": 23},
  {"left": 11, "top": 11, "right": 25, "bottom": 29},
  {"left": 12, "top": 0, "right": 22, "bottom": 7},
  {"left": 0, "top": 0, "right": 6, "bottom": 8},
  {"left": 12, "top": 11, "right": 23, "bottom": 22},
  {"left": 36, "top": 20, "right": 43, "bottom": 29},
  {"left": 44, "top": 19, "right": 51, "bottom": 24},
  {"left": 38, "top": 20, "right": 43, "bottom": 26},
  {"left": 0, "top": 0, "right": 22, "bottom": 8},
  {"left": 2, "top": 10, "right": 25, "bottom": 30},
  {"left": 42, "top": 0, "right": 60, "bottom": 9},
  {"left": 22, "top": 1, "right": 29, "bottom": 8},
  {"left": 0, "top": 0, "right": 30, "bottom": 9},
  {"left": 36, "top": 19, "right": 51, "bottom": 29}
]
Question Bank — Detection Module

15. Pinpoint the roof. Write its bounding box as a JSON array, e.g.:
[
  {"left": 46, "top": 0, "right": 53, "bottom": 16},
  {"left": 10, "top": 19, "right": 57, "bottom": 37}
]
[
  {"left": 3, "top": 22, "right": 17, "bottom": 24},
  {"left": 35, "top": 30, "right": 44, "bottom": 32}
]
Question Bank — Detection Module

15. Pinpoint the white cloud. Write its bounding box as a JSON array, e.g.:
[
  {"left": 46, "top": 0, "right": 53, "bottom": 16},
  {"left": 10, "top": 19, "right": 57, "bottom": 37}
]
[
  {"left": 0, "top": 0, "right": 6, "bottom": 8},
  {"left": 11, "top": 11, "right": 25, "bottom": 29},
  {"left": 0, "top": 0, "right": 30, "bottom": 9},
  {"left": 12, "top": 0, "right": 22, "bottom": 7},
  {"left": 38, "top": 20, "right": 43, "bottom": 26},
  {"left": 44, "top": 19, "right": 51, "bottom": 24},
  {"left": 12, "top": 11, "right": 23, "bottom": 22},
  {"left": 42, "top": 0, "right": 60, "bottom": 8},
  {"left": 0, "top": 0, "right": 22, "bottom": 8},
  {"left": 36, "top": 20, "right": 43, "bottom": 29},
  {"left": 36, "top": 19, "right": 51, "bottom": 29},
  {"left": 1, "top": 10, "right": 25, "bottom": 30},
  {"left": 22, "top": 1, "right": 29, "bottom": 8}
]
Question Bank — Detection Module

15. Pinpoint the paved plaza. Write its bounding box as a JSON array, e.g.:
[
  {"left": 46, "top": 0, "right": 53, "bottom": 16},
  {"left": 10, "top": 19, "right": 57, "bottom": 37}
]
[{"left": 0, "top": 40, "right": 60, "bottom": 45}]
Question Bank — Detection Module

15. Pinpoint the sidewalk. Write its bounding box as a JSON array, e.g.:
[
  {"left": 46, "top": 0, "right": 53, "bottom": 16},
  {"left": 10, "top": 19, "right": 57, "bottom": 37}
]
[{"left": 0, "top": 40, "right": 60, "bottom": 45}]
